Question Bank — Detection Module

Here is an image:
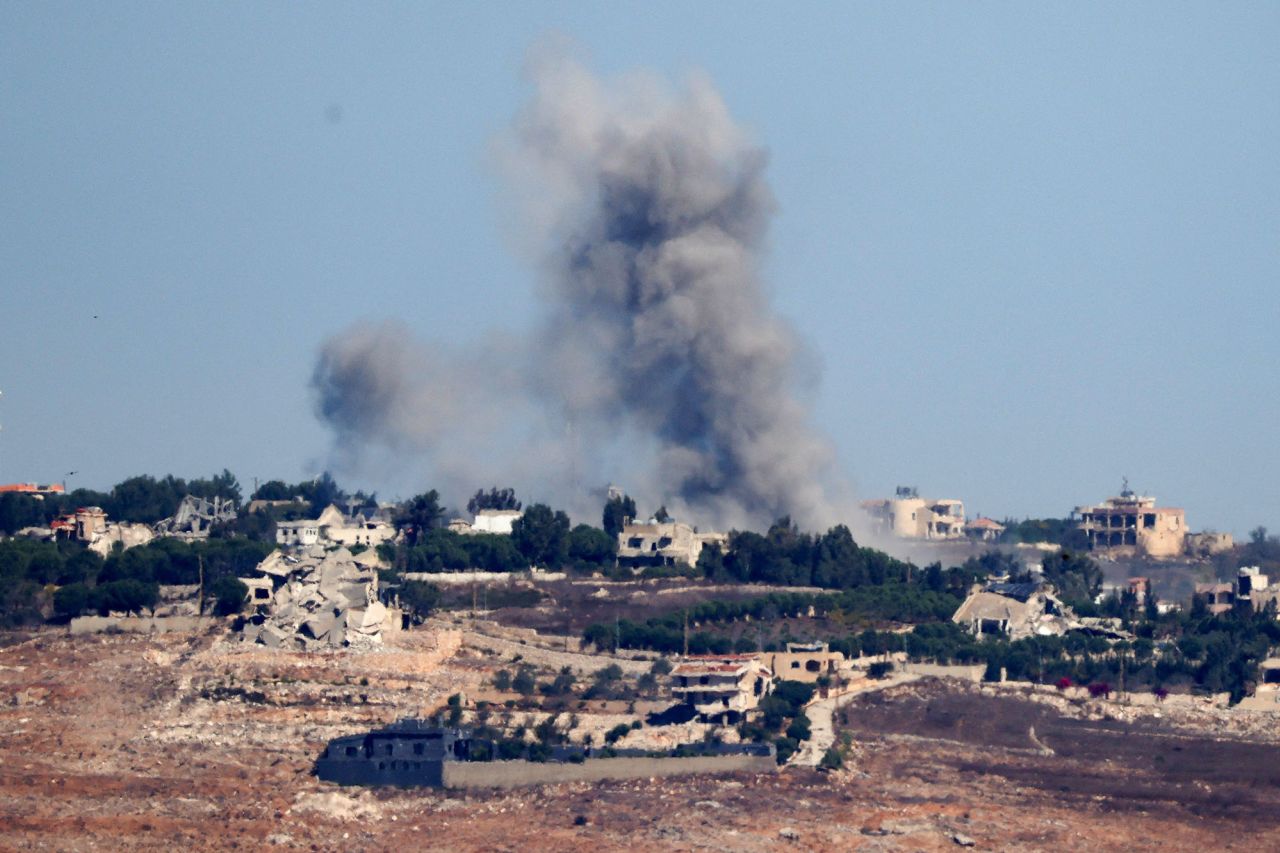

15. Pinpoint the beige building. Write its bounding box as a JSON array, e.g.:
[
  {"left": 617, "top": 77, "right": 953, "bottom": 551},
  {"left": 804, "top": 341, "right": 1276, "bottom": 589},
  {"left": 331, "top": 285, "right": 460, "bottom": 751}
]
[
  {"left": 861, "top": 489, "right": 967, "bottom": 540},
  {"left": 964, "top": 517, "right": 1006, "bottom": 542},
  {"left": 617, "top": 521, "right": 727, "bottom": 569},
  {"left": 1074, "top": 486, "right": 1186, "bottom": 559},
  {"left": 764, "top": 642, "right": 845, "bottom": 683},
  {"left": 670, "top": 654, "right": 772, "bottom": 723},
  {"left": 276, "top": 504, "right": 395, "bottom": 549}
]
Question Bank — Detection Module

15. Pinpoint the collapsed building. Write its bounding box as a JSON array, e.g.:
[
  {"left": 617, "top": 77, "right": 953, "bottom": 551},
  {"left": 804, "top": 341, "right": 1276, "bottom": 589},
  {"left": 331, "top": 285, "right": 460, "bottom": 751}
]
[
  {"left": 237, "top": 547, "right": 403, "bottom": 650},
  {"left": 153, "top": 495, "right": 238, "bottom": 540},
  {"left": 952, "top": 581, "right": 1075, "bottom": 639},
  {"left": 48, "top": 506, "right": 155, "bottom": 557},
  {"left": 952, "top": 580, "right": 1132, "bottom": 640}
]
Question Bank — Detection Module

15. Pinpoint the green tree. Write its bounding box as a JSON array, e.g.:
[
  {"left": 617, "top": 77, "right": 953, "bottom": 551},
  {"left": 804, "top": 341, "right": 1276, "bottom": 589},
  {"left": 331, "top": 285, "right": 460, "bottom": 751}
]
[
  {"left": 209, "top": 576, "right": 248, "bottom": 616},
  {"left": 397, "top": 490, "right": 443, "bottom": 546},
  {"left": 602, "top": 493, "right": 637, "bottom": 539},
  {"left": 467, "top": 487, "right": 521, "bottom": 514},
  {"left": 511, "top": 504, "right": 570, "bottom": 568},
  {"left": 568, "top": 524, "right": 615, "bottom": 565}
]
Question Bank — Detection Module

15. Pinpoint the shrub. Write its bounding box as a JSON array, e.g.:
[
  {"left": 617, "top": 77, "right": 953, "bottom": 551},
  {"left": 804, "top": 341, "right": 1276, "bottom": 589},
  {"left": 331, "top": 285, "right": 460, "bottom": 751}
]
[
  {"left": 1055, "top": 676, "right": 1072, "bottom": 691},
  {"left": 867, "top": 661, "right": 894, "bottom": 680},
  {"left": 604, "top": 723, "right": 632, "bottom": 745},
  {"left": 819, "top": 746, "right": 844, "bottom": 771},
  {"left": 1087, "top": 682, "right": 1112, "bottom": 699}
]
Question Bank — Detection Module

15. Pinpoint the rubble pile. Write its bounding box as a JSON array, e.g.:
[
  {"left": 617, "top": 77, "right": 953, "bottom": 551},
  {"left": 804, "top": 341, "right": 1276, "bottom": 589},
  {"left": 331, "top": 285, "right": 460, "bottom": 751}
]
[
  {"left": 154, "top": 495, "right": 239, "bottom": 540},
  {"left": 239, "top": 547, "right": 400, "bottom": 650}
]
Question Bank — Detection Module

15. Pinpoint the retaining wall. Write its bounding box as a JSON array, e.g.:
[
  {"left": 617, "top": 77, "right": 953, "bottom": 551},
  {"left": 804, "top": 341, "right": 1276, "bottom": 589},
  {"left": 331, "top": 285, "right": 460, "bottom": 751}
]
[
  {"left": 441, "top": 753, "right": 776, "bottom": 789},
  {"left": 69, "top": 615, "right": 219, "bottom": 635}
]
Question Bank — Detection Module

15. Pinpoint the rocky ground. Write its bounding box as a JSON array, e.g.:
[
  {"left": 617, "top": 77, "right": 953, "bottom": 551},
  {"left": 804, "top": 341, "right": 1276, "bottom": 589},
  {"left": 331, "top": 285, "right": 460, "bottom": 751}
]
[{"left": 2, "top": 625, "right": 1279, "bottom": 851}]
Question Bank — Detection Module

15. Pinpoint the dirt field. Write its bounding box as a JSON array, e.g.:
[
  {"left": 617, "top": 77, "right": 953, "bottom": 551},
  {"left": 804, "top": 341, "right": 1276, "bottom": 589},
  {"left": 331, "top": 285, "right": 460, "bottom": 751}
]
[{"left": 2, "top": 627, "right": 1278, "bottom": 851}]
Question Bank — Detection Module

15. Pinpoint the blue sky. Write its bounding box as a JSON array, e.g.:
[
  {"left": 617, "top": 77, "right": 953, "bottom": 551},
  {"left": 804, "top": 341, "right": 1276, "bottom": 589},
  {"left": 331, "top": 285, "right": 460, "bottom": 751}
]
[{"left": 2, "top": 3, "right": 1277, "bottom": 534}]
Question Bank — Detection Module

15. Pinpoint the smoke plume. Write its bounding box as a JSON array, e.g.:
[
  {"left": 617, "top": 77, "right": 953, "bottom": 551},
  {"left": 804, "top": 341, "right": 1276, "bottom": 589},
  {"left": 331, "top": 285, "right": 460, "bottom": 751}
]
[{"left": 312, "top": 49, "right": 849, "bottom": 529}]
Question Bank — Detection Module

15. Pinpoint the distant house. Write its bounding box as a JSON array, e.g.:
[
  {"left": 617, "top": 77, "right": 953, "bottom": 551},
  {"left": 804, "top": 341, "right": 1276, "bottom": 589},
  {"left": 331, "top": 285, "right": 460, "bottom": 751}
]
[
  {"left": 670, "top": 654, "right": 772, "bottom": 723},
  {"left": 1193, "top": 582, "right": 1236, "bottom": 615},
  {"left": 861, "top": 488, "right": 967, "bottom": 540},
  {"left": 617, "top": 520, "right": 726, "bottom": 569},
  {"left": 1073, "top": 484, "right": 1186, "bottom": 558},
  {"left": 276, "top": 504, "right": 395, "bottom": 549},
  {"left": 764, "top": 642, "right": 844, "bottom": 683},
  {"left": 964, "top": 517, "right": 1006, "bottom": 542}
]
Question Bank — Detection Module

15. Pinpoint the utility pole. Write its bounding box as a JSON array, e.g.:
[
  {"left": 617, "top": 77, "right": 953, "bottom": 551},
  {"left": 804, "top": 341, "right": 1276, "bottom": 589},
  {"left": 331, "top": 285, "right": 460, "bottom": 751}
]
[
  {"left": 197, "top": 555, "right": 205, "bottom": 616},
  {"left": 683, "top": 608, "right": 689, "bottom": 657}
]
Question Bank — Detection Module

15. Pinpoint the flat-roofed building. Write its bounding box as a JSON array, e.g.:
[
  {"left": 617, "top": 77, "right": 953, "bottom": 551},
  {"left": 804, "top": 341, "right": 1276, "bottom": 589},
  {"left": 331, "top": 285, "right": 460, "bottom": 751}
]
[{"left": 670, "top": 654, "right": 772, "bottom": 723}]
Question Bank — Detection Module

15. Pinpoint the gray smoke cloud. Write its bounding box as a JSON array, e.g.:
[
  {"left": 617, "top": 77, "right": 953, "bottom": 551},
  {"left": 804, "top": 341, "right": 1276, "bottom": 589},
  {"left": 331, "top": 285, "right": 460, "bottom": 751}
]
[{"left": 312, "top": 49, "right": 850, "bottom": 529}]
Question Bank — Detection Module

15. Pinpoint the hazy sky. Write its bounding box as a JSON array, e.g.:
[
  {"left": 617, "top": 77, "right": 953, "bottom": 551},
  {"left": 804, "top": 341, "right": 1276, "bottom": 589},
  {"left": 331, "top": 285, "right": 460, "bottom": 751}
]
[{"left": 2, "top": 3, "right": 1277, "bottom": 535}]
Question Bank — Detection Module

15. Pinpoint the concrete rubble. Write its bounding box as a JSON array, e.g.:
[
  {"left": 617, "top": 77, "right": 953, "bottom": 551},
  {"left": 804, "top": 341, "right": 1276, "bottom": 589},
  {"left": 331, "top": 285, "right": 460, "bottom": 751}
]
[
  {"left": 238, "top": 547, "right": 402, "bottom": 650},
  {"left": 154, "top": 495, "right": 239, "bottom": 540}
]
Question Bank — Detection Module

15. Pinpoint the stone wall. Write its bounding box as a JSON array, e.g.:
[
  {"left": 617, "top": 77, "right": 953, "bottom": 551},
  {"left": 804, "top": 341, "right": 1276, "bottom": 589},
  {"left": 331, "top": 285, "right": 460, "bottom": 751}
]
[
  {"left": 441, "top": 753, "right": 776, "bottom": 789},
  {"left": 69, "top": 616, "right": 219, "bottom": 635}
]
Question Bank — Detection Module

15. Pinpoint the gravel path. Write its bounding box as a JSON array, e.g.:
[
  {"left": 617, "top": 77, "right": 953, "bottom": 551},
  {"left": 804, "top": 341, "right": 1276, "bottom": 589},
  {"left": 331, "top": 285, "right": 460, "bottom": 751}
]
[{"left": 790, "top": 671, "right": 922, "bottom": 767}]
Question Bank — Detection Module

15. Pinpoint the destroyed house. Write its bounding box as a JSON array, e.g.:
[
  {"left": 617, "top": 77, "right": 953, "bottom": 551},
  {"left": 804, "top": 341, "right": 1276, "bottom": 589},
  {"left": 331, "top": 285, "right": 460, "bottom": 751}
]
[
  {"left": 952, "top": 582, "right": 1071, "bottom": 639},
  {"left": 670, "top": 654, "right": 771, "bottom": 722}
]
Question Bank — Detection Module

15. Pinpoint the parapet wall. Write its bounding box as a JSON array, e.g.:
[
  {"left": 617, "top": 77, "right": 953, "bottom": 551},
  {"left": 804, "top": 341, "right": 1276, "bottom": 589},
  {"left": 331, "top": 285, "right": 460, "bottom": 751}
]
[{"left": 442, "top": 753, "right": 776, "bottom": 789}]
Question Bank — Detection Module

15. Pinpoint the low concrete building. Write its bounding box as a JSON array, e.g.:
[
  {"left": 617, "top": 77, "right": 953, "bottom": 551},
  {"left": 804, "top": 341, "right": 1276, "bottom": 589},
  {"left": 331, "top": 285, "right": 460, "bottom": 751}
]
[
  {"left": 670, "top": 654, "right": 772, "bottom": 723},
  {"left": 964, "top": 517, "right": 1006, "bottom": 542},
  {"left": 617, "top": 521, "right": 727, "bottom": 569},
  {"left": 952, "top": 581, "right": 1073, "bottom": 639},
  {"left": 1074, "top": 484, "right": 1186, "bottom": 558},
  {"left": 764, "top": 642, "right": 844, "bottom": 683},
  {"left": 1193, "top": 582, "right": 1235, "bottom": 615}
]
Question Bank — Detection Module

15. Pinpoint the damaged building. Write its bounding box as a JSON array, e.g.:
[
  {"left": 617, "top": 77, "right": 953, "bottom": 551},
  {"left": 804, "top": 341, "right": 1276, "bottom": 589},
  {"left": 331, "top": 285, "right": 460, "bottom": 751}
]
[
  {"left": 153, "top": 494, "right": 239, "bottom": 541},
  {"left": 616, "top": 520, "right": 727, "bottom": 569},
  {"left": 275, "top": 504, "right": 396, "bottom": 550},
  {"left": 1073, "top": 484, "right": 1186, "bottom": 558},
  {"left": 952, "top": 581, "right": 1075, "bottom": 639},
  {"left": 861, "top": 487, "right": 967, "bottom": 540},
  {"left": 669, "top": 654, "right": 772, "bottom": 723},
  {"left": 238, "top": 547, "right": 403, "bottom": 650}
]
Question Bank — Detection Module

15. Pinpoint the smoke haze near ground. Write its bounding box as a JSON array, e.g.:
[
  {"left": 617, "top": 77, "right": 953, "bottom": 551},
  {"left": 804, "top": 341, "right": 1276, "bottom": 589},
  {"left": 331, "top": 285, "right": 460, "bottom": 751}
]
[{"left": 312, "top": 48, "right": 853, "bottom": 531}]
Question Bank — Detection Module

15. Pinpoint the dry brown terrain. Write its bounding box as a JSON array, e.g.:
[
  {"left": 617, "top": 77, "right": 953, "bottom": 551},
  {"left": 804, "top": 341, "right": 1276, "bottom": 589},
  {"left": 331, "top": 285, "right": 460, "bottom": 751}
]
[{"left": 1, "top": 625, "right": 1278, "bottom": 851}]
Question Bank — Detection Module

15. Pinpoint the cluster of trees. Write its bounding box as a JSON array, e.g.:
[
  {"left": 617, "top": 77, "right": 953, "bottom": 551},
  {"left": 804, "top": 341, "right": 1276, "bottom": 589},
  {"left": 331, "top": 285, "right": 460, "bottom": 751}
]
[
  {"left": 0, "top": 535, "right": 274, "bottom": 626},
  {"left": 739, "top": 680, "right": 814, "bottom": 764},
  {"left": 997, "top": 517, "right": 1088, "bottom": 548},
  {"left": 583, "top": 583, "right": 967, "bottom": 655},
  {"left": 699, "top": 519, "right": 910, "bottom": 589}
]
